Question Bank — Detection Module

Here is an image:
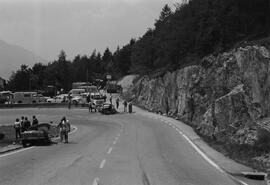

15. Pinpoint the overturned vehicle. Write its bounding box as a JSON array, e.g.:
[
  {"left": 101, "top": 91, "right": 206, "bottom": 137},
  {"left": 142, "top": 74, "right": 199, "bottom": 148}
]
[
  {"left": 100, "top": 103, "right": 117, "bottom": 115},
  {"left": 21, "top": 123, "right": 55, "bottom": 147}
]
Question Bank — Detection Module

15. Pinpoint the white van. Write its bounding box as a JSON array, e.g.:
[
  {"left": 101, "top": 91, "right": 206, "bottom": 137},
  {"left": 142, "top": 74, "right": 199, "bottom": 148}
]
[{"left": 12, "top": 92, "right": 45, "bottom": 104}]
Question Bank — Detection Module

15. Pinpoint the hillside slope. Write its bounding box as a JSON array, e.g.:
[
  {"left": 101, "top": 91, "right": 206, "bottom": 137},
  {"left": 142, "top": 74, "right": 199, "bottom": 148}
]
[
  {"left": 0, "top": 40, "right": 47, "bottom": 79},
  {"left": 127, "top": 44, "right": 270, "bottom": 169}
]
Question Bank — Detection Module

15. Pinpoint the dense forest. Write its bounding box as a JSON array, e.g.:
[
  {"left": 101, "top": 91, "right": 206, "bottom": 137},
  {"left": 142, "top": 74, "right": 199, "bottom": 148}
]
[{"left": 7, "top": 0, "right": 270, "bottom": 91}]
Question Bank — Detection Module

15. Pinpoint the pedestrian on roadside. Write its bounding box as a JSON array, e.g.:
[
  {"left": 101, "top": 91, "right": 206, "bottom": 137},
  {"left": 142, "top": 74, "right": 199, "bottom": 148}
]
[
  {"left": 32, "top": 115, "right": 38, "bottom": 126},
  {"left": 20, "top": 116, "right": 26, "bottom": 133},
  {"left": 123, "top": 100, "right": 127, "bottom": 112},
  {"left": 68, "top": 93, "right": 72, "bottom": 109},
  {"left": 116, "top": 98, "right": 120, "bottom": 109},
  {"left": 109, "top": 95, "right": 113, "bottom": 104},
  {"left": 86, "top": 93, "right": 90, "bottom": 103},
  {"left": 58, "top": 116, "right": 71, "bottom": 143},
  {"left": 24, "top": 117, "right": 31, "bottom": 130},
  {"left": 14, "top": 118, "right": 21, "bottom": 142}
]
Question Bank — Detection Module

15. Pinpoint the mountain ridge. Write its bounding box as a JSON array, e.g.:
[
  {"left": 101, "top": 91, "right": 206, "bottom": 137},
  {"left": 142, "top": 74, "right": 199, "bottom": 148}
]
[{"left": 0, "top": 39, "right": 47, "bottom": 80}]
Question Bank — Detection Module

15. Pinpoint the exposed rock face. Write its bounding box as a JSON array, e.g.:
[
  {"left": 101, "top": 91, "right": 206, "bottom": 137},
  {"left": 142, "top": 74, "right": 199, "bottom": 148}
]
[{"left": 131, "top": 45, "right": 270, "bottom": 145}]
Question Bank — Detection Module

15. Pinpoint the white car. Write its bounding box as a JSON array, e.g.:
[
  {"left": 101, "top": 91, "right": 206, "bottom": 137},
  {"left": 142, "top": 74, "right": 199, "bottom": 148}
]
[
  {"left": 46, "top": 94, "right": 68, "bottom": 103},
  {"left": 71, "top": 95, "right": 84, "bottom": 104}
]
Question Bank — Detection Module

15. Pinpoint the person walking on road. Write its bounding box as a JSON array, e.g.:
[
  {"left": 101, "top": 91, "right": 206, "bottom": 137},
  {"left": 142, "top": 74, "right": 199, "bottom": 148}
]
[
  {"left": 123, "top": 100, "right": 127, "bottom": 112},
  {"left": 14, "top": 118, "right": 21, "bottom": 142},
  {"left": 32, "top": 115, "right": 38, "bottom": 126},
  {"left": 58, "top": 116, "right": 71, "bottom": 143},
  {"left": 116, "top": 98, "right": 120, "bottom": 109}
]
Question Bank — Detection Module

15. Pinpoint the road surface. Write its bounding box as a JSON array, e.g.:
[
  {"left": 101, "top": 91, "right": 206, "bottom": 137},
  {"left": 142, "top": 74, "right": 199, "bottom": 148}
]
[{"left": 0, "top": 108, "right": 242, "bottom": 185}]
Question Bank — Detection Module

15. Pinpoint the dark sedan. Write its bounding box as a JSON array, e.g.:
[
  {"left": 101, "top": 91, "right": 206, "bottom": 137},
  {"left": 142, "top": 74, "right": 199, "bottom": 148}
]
[{"left": 21, "top": 123, "right": 53, "bottom": 147}]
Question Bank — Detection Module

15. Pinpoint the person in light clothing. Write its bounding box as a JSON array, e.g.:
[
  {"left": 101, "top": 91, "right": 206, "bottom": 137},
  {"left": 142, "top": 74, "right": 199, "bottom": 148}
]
[
  {"left": 14, "top": 118, "right": 21, "bottom": 142},
  {"left": 58, "top": 116, "right": 71, "bottom": 143}
]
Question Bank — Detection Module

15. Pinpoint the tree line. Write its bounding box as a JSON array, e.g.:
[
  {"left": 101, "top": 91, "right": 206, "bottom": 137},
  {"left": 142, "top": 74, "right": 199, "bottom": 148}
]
[{"left": 7, "top": 0, "right": 270, "bottom": 91}]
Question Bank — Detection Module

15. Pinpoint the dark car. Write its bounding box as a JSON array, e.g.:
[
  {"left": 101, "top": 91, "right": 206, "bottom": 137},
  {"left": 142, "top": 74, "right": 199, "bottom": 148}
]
[
  {"left": 21, "top": 123, "right": 52, "bottom": 147},
  {"left": 100, "top": 103, "right": 117, "bottom": 115}
]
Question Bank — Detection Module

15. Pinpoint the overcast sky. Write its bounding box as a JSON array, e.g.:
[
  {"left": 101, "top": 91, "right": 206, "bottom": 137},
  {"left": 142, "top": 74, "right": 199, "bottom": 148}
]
[{"left": 0, "top": 0, "right": 178, "bottom": 61}]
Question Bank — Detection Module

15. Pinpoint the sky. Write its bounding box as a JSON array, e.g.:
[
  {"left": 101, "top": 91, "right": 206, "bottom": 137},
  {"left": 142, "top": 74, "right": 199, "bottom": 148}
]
[{"left": 0, "top": 0, "right": 178, "bottom": 61}]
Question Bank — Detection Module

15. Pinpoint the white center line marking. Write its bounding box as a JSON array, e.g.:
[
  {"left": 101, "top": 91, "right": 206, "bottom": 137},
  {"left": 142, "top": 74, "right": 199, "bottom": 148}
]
[
  {"left": 99, "top": 159, "right": 106, "bottom": 169},
  {"left": 92, "top": 177, "right": 100, "bottom": 185},
  {"left": 107, "top": 147, "right": 113, "bottom": 154},
  {"left": 113, "top": 140, "right": 117, "bottom": 145}
]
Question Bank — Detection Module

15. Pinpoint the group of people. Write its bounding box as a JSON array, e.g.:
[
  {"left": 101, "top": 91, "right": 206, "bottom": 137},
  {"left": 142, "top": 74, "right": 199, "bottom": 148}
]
[
  {"left": 111, "top": 96, "right": 131, "bottom": 113},
  {"left": 14, "top": 115, "right": 39, "bottom": 142}
]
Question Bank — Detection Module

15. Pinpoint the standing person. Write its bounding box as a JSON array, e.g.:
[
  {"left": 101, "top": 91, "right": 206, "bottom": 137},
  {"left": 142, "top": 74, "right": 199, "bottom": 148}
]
[
  {"left": 86, "top": 93, "right": 90, "bottom": 103},
  {"left": 116, "top": 98, "right": 120, "bottom": 109},
  {"left": 32, "top": 115, "right": 38, "bottom": 126},
  {"left": 123, "top": 100, "right": 127, "bottom": 112},
  {"left": 88, "top": 101, "right": 93, "bottom": 112},
  {"left": 58, "top": 117, "right": 70, "bottom": 143},
  {"left": 20, "top": 116, "right": 25, "bottom": 133},
  {"left": 109, "top": 95, "right": 113, "bottom": 104},
  {"left": 24, "top": 117, "right": 31, "bottom": 130},
  {"left": 14, "top": 118, "right": 21, "bottom": 142},
  {"left": 68, "top": 93, "right": 72, "bottom": 109}
]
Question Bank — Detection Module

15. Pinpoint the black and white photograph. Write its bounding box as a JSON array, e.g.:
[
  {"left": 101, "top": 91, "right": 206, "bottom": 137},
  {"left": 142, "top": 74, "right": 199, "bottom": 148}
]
[{"left": 0, "top": 0, "right": 270, "bottom": 184}]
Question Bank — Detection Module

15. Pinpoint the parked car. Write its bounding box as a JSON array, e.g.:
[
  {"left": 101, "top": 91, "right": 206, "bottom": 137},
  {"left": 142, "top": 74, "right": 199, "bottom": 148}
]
[
  {"left": 21, "top": 123, "right": 52, "bottom": 147},
  {"left": 100, "top": 103, "right": 117, "bottom": 115},
  {"left": 46, "top": 94, "right": 68, "bottom": 103}
]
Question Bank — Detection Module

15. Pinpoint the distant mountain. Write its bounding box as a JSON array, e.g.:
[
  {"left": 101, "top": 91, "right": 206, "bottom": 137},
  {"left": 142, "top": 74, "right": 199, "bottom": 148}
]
[{"left": 0, "top": 40, "right": 47, "bottom": 80}]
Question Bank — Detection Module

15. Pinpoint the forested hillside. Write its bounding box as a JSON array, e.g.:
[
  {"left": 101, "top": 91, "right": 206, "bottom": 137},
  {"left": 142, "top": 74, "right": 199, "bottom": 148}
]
[{"left": 7, "top": 0, "right": 270, "bottom": 91}]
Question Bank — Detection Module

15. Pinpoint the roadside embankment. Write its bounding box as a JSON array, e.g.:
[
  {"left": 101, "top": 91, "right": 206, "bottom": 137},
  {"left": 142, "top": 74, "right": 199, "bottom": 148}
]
[{"left": 124, "top": 45, "right": 270, "bottom": 172}]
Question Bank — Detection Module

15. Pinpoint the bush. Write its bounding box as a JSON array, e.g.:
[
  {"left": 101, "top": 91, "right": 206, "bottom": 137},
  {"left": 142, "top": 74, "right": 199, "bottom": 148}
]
[
  {"left": 255, "top": 128, "right": 270, "bottom": 153},
  {"left": 0, "top": 133, "right": 5, "bottom": 140}
]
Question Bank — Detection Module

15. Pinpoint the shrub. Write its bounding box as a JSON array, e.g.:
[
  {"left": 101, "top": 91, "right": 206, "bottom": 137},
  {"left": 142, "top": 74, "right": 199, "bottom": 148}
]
[{"left": 255, "top": 128, "right": 270, "bottom": 153}]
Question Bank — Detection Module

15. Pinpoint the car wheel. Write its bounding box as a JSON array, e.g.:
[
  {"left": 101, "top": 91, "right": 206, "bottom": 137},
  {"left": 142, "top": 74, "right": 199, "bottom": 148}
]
[{"left": 22, "top": 140, "right": 28, "bottom": 147}]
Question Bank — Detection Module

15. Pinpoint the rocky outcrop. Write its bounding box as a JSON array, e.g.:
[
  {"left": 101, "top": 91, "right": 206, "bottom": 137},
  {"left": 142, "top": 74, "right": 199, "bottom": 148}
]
[{"left": 130, "top": 45, "right": 270, "bottom": 145}]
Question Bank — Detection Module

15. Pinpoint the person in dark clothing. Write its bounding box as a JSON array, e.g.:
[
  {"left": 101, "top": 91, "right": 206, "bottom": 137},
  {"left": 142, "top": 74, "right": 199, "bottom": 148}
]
[
  {"left": 123, "top": 101, "right": 127, "bottom": 112},
  {"left": 24, "top": 117, "right": 31, "bottom": 131},
  {"left": 116, "top": 98, "right": 120, "bottom": 109},
  {"left": 20, "top": 116, "right": 26, "bottom": 132},
  {"left": 14, "top": 118, "right": 21, "bottom": 142},
  {"left": 86, "top": 94, "right": 90, "bottom": 103},
  {"left": 32, "top": 115, "right": 38, "bottom": 126}
]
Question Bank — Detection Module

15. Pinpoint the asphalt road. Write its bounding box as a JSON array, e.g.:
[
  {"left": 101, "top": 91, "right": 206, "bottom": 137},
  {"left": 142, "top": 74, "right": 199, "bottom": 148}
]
[{"left": 0, "top": 108, "right": 241, "bottom": 185}]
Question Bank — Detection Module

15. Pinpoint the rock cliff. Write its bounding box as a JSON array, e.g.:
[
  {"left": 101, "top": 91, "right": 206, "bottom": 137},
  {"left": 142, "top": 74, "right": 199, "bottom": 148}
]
[{"left": 130, "top": 45, "right": 270, "bottom": 145}]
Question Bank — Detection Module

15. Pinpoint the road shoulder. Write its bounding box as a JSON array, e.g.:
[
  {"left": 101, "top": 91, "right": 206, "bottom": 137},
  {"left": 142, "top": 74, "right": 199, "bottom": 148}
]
[{"left": 133, "top": 105, "right": 267, "bottom": 185}]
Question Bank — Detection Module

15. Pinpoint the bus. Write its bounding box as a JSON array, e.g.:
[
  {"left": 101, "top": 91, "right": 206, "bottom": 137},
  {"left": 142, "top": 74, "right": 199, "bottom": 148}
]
[{"left": 11, "top": 92, "right": 46, "bottom": 104}]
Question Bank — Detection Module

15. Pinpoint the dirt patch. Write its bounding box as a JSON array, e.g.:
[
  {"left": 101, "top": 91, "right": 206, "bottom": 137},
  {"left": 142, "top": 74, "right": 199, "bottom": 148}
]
[{"left": 0, "top": 125, "right": 15, "bottom": 147}]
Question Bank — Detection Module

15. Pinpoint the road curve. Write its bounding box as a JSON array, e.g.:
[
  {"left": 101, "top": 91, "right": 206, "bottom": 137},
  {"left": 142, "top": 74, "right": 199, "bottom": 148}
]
[{"left": 0, "top": 108, "right": 240, "bottom": 185}]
